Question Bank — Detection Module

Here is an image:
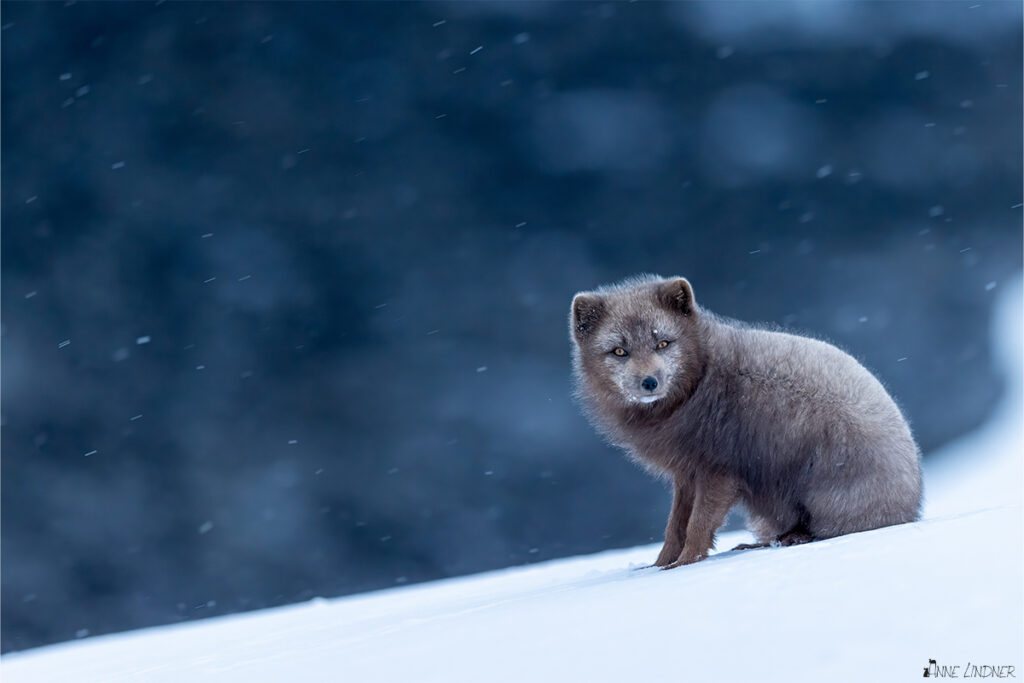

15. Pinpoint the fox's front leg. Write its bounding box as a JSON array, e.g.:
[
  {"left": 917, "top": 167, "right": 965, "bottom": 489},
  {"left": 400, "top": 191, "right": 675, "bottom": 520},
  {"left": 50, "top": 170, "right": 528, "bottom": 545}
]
[
  {"left": 654, "top": 475, "right": 694, "bottom": 567},
  {"left": 667, "top": 472, "right": 738, "bottom": 568}
]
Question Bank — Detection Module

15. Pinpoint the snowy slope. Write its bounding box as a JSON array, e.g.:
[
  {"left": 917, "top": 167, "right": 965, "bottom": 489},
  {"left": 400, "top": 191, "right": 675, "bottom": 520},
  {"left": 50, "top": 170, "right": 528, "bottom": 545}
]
[
  {"left": 3, "top": 275, "right": 1021, "bottom": 683},
  {"left": 1, "top": 507, "right": 1021, "bottom": 683}
]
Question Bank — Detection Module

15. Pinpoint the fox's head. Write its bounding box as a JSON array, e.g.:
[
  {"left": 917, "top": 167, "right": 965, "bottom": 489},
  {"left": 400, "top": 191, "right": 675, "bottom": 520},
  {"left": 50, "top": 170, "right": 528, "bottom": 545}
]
[{"left": 569, "top": 276, "right": 704, "bottom": 411}]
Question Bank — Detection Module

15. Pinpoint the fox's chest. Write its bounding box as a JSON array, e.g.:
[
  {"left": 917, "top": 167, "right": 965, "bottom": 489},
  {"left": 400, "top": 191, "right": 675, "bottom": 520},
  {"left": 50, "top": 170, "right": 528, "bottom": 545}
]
[{"left": 614, "top": 417, "right": 693, "bottom": 473}]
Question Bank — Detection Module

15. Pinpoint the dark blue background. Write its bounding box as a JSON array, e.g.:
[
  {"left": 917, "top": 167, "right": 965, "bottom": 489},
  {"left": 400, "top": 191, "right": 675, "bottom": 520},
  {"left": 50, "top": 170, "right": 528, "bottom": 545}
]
[{"left": 2, "top": 0, "right": 1021, "bottom": 652}]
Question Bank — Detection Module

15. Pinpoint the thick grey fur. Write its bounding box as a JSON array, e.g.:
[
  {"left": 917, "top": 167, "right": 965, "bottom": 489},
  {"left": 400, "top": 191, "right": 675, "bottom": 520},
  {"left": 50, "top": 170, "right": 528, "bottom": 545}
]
[{"left": 570, "top": 274, "right": 922, "bottom": 567}]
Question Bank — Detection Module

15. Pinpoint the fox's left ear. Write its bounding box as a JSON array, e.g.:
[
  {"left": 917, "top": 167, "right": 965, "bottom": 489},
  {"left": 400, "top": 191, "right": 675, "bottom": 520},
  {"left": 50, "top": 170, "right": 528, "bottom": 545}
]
[
  {"left": 571, "top": 293, "right": 605, "bottom": 340},
  {"left": 658, "top": 278, "right": 696, "bottom": 317}
]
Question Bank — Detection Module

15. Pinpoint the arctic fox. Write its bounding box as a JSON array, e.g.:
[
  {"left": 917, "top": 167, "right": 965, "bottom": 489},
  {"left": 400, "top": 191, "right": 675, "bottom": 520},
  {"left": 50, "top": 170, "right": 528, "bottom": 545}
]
[{"left": 570, "top": 275, "right": 922, "bottom": 567}]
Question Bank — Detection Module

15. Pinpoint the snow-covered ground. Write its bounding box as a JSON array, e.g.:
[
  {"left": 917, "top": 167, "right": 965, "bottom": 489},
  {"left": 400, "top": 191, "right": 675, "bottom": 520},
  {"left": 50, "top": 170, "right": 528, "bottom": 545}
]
[{"left": 4, "top": 275, "right": 1021, "bottom": 683}]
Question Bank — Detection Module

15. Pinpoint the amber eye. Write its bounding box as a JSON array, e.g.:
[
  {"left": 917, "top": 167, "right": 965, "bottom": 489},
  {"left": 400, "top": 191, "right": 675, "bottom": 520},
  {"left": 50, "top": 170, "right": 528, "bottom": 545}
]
[
  {"left": 612, "top": 347, "right": 628, "bottom": 357},
  {"left": 656, "top": 340, "right": 670, "bottom": 350}
]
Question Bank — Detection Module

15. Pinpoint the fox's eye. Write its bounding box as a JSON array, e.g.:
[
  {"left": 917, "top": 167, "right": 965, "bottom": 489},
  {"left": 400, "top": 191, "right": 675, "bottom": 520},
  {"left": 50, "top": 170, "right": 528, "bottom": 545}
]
[
  {"left": 612, "top": 347, "right": 628, "bottom": 357},
  {"left": 656, "top": 340, "right": 670, "bottom": 350}
]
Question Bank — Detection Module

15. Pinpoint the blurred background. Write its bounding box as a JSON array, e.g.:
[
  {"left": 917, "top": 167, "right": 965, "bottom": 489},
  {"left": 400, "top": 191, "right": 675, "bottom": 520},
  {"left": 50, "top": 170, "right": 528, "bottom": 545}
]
[{"left": 1, "top": 0, "right": 1021, "bottom": 653}]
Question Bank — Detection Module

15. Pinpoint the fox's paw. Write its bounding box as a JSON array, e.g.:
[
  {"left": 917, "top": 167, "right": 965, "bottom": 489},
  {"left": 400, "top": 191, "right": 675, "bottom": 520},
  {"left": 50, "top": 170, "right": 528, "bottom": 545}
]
[
  {"left": 731, "top": 541, "right": 770, "bottom": 552},
  {"left": 661, "top": 551, "right": 705, "bottom": 569},
  {"left": 775, "top": 531, "right": 813, "bottom": 547},
  {"left": 653, "top": 542, "right": 682, "bottom": 567}
]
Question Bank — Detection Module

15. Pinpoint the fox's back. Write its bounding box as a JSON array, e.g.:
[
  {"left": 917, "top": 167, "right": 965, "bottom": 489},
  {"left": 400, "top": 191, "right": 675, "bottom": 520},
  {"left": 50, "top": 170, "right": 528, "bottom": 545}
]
[{"left": 711, "top": 323, "right": 911, "bottom": 445}]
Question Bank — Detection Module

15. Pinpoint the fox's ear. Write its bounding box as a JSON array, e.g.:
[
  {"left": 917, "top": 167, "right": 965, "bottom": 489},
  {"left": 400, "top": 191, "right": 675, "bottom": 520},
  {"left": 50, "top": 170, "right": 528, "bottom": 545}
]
[
  {"left": 658, "top": 278, "right": 696, "bottom": 317},
  {"left": 571, "top": 293, "right": 605, "bottom": 340}
]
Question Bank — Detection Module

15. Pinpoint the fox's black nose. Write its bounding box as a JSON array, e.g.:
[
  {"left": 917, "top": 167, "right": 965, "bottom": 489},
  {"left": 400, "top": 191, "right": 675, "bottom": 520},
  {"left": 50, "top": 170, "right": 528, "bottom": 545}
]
[{"left": 641, "top": 376, "right": 658, "bottom": 392}]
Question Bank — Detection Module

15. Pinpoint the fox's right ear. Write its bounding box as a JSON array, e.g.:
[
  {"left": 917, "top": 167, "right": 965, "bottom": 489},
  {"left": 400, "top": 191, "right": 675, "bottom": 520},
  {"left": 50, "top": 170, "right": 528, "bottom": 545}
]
[
  {"left": 658, "top": 277, "right": 696, "bottom": 317},
  {"left": 571, "top": 293, "right": 605, "bottom": 340}
]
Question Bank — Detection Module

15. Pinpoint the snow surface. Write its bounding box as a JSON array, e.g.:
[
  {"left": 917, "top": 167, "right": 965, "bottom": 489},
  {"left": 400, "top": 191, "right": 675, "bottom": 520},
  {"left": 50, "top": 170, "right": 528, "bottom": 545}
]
[{"left": 4, "top": 274, "right": 1021, "bottom": 683}]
